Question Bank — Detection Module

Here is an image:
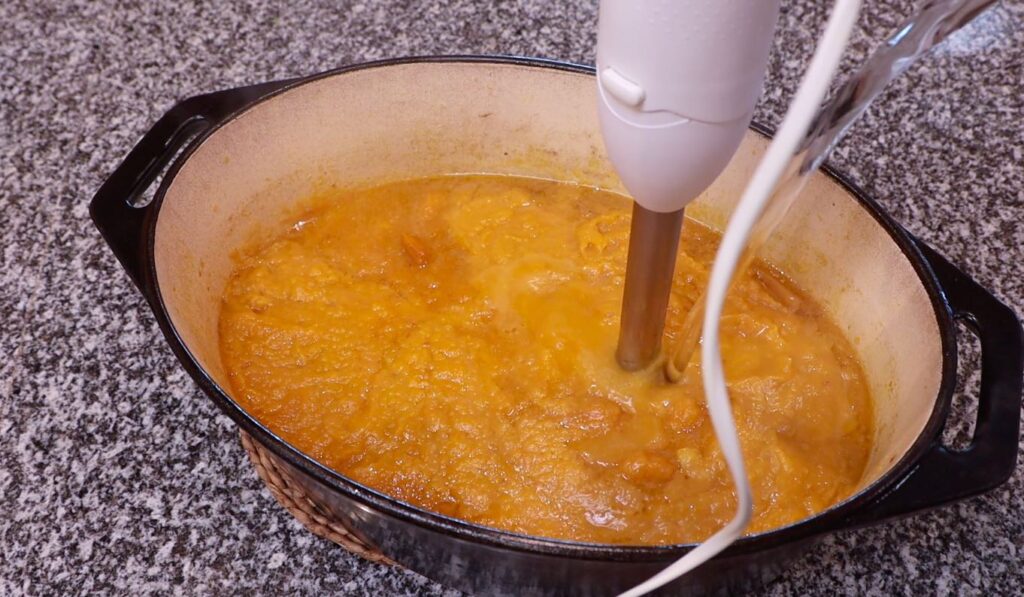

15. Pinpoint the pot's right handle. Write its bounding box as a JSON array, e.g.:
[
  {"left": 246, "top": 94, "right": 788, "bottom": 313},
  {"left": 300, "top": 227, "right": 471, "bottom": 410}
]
[
  {"left": 840, "top": 240, "right": 1022, "bottom": 528},
  {"left": 90, "top": 78, "right": 295, "bottom": 290}
]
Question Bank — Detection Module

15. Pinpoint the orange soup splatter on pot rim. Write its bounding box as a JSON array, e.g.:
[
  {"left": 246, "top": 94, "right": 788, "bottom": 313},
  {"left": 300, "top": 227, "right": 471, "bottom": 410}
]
[{"left": 219, "top": 175, "right": 873, "bottom": 545}]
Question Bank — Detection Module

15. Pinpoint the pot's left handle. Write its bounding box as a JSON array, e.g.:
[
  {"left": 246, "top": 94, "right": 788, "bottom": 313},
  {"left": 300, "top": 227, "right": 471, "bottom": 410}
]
[
  {"left": 838, "top": 240, "right": 1022, "bottom": 529},
  {"left": 89, "top": 79, "right": 295, "bottom": 290}
]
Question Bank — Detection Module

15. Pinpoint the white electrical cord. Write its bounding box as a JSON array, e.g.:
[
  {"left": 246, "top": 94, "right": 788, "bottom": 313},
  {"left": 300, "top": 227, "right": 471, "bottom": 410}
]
[{"left": 618, "top": 1, "right": 863, "bottom": 595}]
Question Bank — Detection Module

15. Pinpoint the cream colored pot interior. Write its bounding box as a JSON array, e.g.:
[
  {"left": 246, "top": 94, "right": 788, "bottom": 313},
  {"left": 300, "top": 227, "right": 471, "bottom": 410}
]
[{"left": 154, "top": 62, "right": 942, "bottom": 497}]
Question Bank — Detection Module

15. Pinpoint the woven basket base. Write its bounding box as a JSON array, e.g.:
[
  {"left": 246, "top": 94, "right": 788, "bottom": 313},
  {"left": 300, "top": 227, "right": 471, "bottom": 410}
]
[{"left": 241, "top": 431, "right": 395, "bottom": 565}]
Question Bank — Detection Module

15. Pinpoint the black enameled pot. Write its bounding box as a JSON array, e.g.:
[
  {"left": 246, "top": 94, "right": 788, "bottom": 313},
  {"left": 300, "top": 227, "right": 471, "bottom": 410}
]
[{"left": 90, "top": 57, "right": 1022, "bottom": 596}]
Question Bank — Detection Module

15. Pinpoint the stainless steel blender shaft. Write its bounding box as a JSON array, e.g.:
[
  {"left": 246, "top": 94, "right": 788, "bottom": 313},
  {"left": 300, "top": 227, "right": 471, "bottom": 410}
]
[{"left": 616, "top": 203, "right": 684, "bottom": 371}]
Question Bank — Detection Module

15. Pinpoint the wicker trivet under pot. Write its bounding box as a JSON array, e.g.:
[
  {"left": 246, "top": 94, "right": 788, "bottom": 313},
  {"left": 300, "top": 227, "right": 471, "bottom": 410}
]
[{"left": 240, "top": 431, "right": 395, "bottom": 565}]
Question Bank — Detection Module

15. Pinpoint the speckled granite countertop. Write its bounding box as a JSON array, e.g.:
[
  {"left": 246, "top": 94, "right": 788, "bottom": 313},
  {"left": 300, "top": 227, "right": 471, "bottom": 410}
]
[{"left": 2, "top": 0, "right": 1022, "bottom": 594}]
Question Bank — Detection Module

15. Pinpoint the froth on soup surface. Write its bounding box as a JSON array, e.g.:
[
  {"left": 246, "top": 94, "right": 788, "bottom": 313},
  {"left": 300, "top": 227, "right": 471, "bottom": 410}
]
[{"left": 219, "top": 174, "right": 873, "bottom": 545}]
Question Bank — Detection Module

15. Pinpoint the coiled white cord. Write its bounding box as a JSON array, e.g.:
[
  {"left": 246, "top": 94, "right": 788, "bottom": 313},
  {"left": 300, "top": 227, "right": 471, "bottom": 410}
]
[{"left": 618, "top": 1, "right": 863, "bottom": 594}]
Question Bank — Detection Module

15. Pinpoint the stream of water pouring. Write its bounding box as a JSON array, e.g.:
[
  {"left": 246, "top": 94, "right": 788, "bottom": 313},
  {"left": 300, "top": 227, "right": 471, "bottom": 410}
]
[{"left": 665, "top": 0, "right": 1000, "bottom": 380}]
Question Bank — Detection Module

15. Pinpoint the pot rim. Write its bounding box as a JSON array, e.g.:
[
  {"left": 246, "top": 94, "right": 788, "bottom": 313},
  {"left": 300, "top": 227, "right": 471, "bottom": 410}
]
[{"left": 140, "top": 55, "right": 958, "bottom": 561}]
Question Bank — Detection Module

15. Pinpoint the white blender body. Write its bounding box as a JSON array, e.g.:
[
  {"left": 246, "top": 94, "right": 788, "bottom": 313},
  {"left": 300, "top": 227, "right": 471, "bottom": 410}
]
[
  {"left": 597, "top": 0, "right": 781, "bottom": 213},
  {"left": 598, "top": 0, "right": 782, "bottom": 371}
]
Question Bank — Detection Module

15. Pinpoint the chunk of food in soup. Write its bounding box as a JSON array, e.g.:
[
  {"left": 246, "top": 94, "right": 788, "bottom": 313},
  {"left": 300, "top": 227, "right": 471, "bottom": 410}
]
[{"left": 219, "top": 175, "right": 873, "bottom": 545}]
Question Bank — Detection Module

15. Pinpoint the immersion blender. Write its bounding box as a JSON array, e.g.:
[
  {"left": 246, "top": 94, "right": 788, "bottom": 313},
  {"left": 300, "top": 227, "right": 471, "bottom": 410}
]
[
  {"left": 596, "top": 0, "right": 1002, "bottom": 593},
  {"left": 597, "top": 0, "right": 782, "bottom": 370},
  {"left": 597, "top": 0, "right": 870, "bottom": 592}
]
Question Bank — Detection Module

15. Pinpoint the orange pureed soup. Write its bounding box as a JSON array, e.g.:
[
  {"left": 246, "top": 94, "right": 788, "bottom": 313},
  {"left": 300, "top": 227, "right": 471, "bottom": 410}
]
[{"left": 219, "top": 175, "right": 873, "bottom": 545}]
